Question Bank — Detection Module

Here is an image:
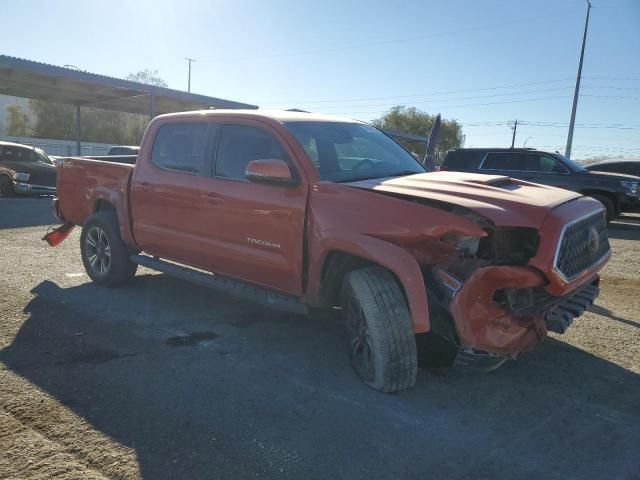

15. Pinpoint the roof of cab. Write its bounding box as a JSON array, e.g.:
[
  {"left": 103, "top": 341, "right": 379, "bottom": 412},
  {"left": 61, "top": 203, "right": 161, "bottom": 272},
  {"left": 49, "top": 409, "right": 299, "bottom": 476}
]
[
  {"left": 153, "top": 109, "right": 365, "bottom": 124},
  {"left": 0, "top": 140, "right": 38, "bottom": 150}
]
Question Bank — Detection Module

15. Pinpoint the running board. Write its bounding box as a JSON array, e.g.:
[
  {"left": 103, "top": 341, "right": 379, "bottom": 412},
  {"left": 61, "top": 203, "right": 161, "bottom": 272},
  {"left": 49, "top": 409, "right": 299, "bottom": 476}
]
[{"left": 130, "top": 254, "right": 308, "bottom": 315}]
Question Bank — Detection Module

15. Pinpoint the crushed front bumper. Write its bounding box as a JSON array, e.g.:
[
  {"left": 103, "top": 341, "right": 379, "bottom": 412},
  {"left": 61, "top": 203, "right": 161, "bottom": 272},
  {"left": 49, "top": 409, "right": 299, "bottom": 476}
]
[
  {"left": 447, "top": 265, "right": 601, "bottom": 357},
  {"left": 14, "top": 182, "right": 56, "bottom": 195}
]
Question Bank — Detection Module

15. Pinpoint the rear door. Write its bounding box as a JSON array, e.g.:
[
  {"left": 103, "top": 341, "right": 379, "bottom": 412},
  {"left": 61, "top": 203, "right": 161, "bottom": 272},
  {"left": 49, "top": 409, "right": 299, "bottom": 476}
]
[
  {"left": 203, "top": 122, "right": 308, "bottom": 294},
  {"left": 520, "top": 153, "right": 573, "bottom": 189},
  {"left": 478, "top": 151, "right": 527, "bottom": 177},
  {"left": 478, "top": 151, "right": 572, "bottom": 188},
  {"left": 130, "top": 120, "right": 224, "bottom": 267}
]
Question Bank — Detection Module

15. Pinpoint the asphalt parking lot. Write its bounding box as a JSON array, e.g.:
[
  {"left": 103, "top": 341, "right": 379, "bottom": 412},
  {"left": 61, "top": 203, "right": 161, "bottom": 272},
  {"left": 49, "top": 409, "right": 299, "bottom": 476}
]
[{"left": 1, "top": 197, "right": 639, "bottom": 480}]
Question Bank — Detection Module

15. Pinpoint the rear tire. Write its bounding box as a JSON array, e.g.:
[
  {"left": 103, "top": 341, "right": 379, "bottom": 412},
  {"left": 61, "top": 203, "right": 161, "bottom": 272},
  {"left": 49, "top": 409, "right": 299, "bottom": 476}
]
[
  {"left": 0, "top": 176, "right": 15, "bottom": 197},
  {"left": 80, "top": 211, "right": 137, "bottom": 287},
  {"left": 341, "top": 267, "right": 417, "bottom": 393},
  {"left": 589, "top": 194, "right": 615, "bottom": 222}
]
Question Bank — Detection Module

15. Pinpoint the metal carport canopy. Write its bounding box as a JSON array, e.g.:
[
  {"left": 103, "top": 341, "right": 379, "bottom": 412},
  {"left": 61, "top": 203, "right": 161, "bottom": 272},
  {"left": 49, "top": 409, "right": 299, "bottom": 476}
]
[{"left": 0, "top": 55, "right": 257, "bottom": 116}]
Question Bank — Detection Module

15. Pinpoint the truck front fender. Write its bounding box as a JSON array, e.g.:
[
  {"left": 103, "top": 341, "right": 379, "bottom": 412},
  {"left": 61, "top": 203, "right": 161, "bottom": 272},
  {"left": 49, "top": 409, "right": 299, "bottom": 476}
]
[{"left": 305, "top": 230, "right": 430, "bottom": 334}]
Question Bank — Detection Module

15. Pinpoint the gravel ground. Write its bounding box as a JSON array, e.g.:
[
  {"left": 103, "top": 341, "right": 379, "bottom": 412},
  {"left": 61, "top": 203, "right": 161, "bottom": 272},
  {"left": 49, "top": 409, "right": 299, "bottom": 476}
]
[{"left": 0, "top": 197, "right": 639, "bottom": 480}]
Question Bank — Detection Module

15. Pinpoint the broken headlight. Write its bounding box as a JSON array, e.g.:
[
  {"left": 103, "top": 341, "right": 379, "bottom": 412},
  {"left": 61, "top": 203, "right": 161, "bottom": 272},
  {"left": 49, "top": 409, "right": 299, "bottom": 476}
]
[{"left": 441, "top": 234, "right": 481, "bottom": 256}]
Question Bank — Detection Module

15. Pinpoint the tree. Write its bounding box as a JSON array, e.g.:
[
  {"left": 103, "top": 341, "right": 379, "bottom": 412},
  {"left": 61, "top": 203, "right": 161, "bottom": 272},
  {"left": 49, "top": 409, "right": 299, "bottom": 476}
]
[
  {"left": 5, "top": 104, "right": 32, "bottom": 136},
  {"left": 23, "top": 70, "right": 167, "bottom": 144},
  {"left": 126, "top": 69, "right": 168, "bottom": 87},
  {"left": 29, "top": 100, "right": 75, "bottom": 140},
  {"left": 372, "top": 106, "right": 465, "bottom": 163}
]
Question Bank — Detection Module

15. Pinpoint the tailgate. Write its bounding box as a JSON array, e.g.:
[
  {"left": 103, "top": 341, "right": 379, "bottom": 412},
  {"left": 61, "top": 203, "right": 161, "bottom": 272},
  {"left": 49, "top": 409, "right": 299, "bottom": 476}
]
[{"left": 56, "top": 157, "right": 134, "bottom": 226}]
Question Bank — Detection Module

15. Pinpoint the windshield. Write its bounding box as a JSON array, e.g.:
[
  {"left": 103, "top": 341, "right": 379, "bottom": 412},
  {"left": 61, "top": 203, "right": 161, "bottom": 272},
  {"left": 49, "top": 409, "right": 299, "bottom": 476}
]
[
  {"left": 552, "top": 153, "right": 587, "bottom": 172},
  {"left": 1, "top": 146, "right": 53, "bottom": 164},
  {"left": 285, "top": 122, "right": 425, "bottom": 182}
]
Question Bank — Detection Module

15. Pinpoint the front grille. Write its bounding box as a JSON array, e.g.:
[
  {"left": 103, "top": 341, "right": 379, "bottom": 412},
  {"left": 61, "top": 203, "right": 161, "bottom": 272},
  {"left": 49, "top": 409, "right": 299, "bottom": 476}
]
[
  {"left": 554, "top": 211, "right": 610, "bottom": 281},
  {"left": 29, "top": 170, "right": 57, "bottom": 187}
]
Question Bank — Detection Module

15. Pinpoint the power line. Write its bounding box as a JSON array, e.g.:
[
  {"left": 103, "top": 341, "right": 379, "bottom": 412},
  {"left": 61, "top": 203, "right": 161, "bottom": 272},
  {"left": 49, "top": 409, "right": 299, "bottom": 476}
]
[
  {"left": 213, "top": 10, "right": 575, "bottom": 62},
  {"left": 261, "top": 84, "right": 636, "bottom": 111},
  {"left": 258, "top": 78, "right": 576, "bottom": 105},
  {"left": 327, "top": 95, "right": 572, "bottom": 116},
  {"left": 306, "top": 86, "right": 576, "bottom": 111},
  {"left": 583, "top": 76, "right": 640, "bottom": 82},
  {"left": 581, "top": 94, "right": 640, "bottom": 100}
]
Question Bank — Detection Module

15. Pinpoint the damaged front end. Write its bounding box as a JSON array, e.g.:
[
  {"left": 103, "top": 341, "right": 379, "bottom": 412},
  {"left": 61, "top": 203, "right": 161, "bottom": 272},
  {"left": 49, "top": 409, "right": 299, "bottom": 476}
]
[{"left": 420, "top": 204, "right": 608, "bottom": 371}]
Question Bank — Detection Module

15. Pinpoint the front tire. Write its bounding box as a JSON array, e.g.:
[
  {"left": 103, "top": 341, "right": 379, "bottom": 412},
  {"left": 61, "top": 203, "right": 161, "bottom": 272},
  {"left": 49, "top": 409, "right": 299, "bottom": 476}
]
[
  {"left": 589, "top": 194, "right": 616, "bottom": 222},
  {"left": 0, "top": 176, "right": 15, "bottom": 197},
  {"left": 341, "top": 267, "right": 417, "bottom": 393},
  {"left": 80, "top": 211, "right": 137, "bottom": 287}
]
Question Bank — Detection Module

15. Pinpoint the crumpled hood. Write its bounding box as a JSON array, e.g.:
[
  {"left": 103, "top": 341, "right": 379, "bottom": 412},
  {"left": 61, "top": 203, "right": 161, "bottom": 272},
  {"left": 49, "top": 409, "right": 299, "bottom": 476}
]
[{"left": 345, "top": 171, "right": 584, "bottom": 228}]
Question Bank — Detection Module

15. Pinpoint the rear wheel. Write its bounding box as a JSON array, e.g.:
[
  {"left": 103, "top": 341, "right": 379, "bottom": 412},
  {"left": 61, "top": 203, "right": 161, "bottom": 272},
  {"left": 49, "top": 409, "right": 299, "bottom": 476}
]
[
  {"left": 0, "top": 176, "right": 15, "bottom": 197},
  {"left": 589, "top": 194, "right": 615, "bottom": 222},
  {"left": 80, "top": 211, "right": 137, "bottom": 287},
  {"left": 341, "top": 267, "right": 417, "bottom": 393}
]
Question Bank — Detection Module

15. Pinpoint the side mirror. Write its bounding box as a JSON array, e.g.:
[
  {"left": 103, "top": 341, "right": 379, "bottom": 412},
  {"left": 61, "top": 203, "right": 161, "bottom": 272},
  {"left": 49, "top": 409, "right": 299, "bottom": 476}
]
[{"left": 245, "top": 159, "right": 295, "bottom": 185}]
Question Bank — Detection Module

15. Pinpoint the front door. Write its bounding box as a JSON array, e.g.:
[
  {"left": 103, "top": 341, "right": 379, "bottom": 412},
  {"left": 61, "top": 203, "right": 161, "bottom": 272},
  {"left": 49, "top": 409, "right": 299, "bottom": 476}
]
[{"left": 203, "top": 122, "right": 307, "bottom": 295}]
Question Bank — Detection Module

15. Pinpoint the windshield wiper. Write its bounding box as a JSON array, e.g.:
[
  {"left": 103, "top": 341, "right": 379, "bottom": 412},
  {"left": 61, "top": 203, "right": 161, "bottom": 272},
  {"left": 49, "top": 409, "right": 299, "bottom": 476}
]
[
  {"left": 387, "top": 170, "right": 423, "bottom": 178},
  {"left": 337, "top": 171, "right": 421, "bottom": 183}
]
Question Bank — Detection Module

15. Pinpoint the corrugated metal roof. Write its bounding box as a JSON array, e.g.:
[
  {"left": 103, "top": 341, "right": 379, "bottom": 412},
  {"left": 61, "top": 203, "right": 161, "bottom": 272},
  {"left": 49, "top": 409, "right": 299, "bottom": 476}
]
[{"left": 0, "top": 55, "right": 257, "bottom": 115}]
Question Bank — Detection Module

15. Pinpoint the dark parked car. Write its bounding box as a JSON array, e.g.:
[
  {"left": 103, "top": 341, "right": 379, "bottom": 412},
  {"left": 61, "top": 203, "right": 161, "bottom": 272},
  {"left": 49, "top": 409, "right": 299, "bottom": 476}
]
[
  {"left": 441, "top": 148, "right": 640, "bottom": 221},
  {"left": 107, "top": 145, "right": 139, "bottom": 156},
  {"left": 586, "top": 159, "right": 640, "bottom": 177},
  {"left": 0, "top": 141, "right": 57, "bottom": 196}
]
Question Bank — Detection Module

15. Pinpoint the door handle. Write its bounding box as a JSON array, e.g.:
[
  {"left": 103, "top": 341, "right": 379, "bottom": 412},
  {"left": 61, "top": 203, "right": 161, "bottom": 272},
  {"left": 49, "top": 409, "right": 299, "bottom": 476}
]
[{"left": 203, "top": 192, "right": 223, "bottom": 204}]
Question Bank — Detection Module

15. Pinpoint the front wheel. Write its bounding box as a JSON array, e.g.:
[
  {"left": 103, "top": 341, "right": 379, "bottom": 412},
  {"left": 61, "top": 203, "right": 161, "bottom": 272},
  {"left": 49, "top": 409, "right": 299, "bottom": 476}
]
[
  {"left": 80, "top": 211, "right": 137, "bottom": 287},
  {"left": 589, "top": 194, "right": 616, "bottom": 223},
  {"left": 341, "top": 267, "right": 417, "bottom": 393},
  {"left": 0, "top": 176, "right": 15, "bottom": 197}
]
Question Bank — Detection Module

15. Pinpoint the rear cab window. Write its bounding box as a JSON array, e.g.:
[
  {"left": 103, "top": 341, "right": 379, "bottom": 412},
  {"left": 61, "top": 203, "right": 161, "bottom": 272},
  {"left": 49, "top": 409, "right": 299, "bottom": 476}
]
[{"left": 151, "top": 123, "right": 213, "bottom": 175}]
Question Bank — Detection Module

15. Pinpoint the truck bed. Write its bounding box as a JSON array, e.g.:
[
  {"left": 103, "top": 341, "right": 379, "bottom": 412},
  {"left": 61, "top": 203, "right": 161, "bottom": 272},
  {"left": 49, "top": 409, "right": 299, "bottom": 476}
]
[{"left": 56, "top": 156, "right": 134, "bottom": 228}]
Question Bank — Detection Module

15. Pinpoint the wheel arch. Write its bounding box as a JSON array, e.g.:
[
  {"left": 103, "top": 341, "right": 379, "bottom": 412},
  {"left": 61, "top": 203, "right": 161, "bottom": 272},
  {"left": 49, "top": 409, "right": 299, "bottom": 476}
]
[
  {"left": 308, "top": 235, "right": 430, "bottom": 334},
  {"left": 579, "top": 189, "right": 618, "bottom": 208},
  {"left": 89, "top": 191, "right": 136, "bottom": 250}
]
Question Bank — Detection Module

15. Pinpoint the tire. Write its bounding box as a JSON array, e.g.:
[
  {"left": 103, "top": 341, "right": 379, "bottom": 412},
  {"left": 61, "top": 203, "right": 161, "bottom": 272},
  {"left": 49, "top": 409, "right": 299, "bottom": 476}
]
[
  {"left": 589, "top": 194, "right": 616, "bottom": 223},
  {"left": 341, "top": 266, "right": 417, "bottom": 393},
  {"left": 80, "top": 211, "right": 137, "bottom": 287},
  {"left": 0, "top": 175, "right": 15, "bottom": 197}
]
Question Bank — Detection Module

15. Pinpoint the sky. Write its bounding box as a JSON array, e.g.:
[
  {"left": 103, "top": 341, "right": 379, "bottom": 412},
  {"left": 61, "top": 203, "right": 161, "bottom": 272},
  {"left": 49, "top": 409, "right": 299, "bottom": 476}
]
[{"left": 2, "top": 0, "right": 639, "bottom": 160}]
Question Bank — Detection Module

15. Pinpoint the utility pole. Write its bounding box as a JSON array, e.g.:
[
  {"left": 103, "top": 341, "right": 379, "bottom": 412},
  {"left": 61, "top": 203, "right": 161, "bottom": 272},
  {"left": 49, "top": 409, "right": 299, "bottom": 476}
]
[
  {"left": 510, "top": 119, "right": 518, "bottom": 148},
  {"left": 184, "top": 57, "right": 196, "bottom": 92},
  {"left": 565, "top": 1, "right": 591, "bottom": 160}
]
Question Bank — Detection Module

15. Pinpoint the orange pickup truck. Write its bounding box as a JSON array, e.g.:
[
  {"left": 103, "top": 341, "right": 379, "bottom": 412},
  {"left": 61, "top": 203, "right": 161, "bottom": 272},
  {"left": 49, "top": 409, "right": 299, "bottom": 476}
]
[{"left": 50, "top": 110, "right": 610, "bottom": 392}]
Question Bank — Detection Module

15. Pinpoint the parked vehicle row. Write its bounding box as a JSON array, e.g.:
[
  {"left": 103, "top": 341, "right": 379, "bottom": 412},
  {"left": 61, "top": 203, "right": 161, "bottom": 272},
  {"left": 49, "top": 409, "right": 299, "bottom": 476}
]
[
  {"left": 48, "top": 110, "right": 611, "bottom": 392},
  {"left": 440, "top": 148, "right": 640, "bottom": 221},
  {"left": 586, "top": 158, "right": 640, "bottom": 177},
  {"left": 0, "top": 141, "right": 57, "bottom": 196}
]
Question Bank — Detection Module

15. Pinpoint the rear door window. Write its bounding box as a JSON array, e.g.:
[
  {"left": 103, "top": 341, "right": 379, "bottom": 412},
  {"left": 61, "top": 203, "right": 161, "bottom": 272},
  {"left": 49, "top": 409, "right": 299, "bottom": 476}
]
[
  {"left": 480, "top": 152, "right": 526, "bottom": 171},
  {"left": 151, "top": 123, "right": 212, "bottom": 175},
  {"left": 527, "top": 154, "right": 569, "bottom": 173},
  {"left": 215, "top": 124, "right": 290, "bottom": 180},
  {"left": 442, "top": 150, "right": 481, "bottom": 170}
]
